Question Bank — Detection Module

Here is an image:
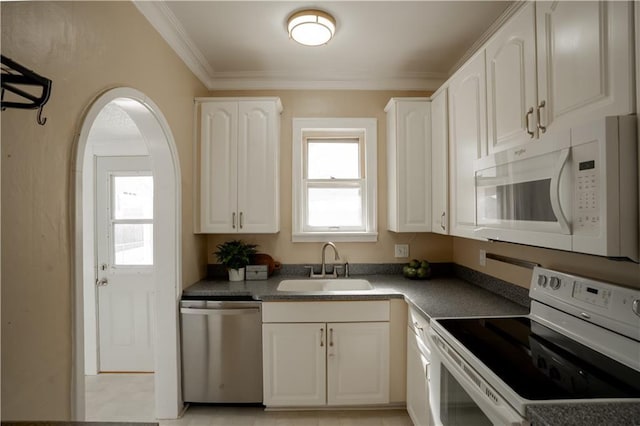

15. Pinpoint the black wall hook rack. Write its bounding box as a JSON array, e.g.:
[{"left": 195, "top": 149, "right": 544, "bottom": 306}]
[{"left": 1, "top": 55, "right": 52, "bottom": 125}]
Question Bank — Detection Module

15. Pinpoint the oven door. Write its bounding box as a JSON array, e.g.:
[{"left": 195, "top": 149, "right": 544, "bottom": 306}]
[{"left": 428, "top": 333, "right": 526, "bottom": 426}]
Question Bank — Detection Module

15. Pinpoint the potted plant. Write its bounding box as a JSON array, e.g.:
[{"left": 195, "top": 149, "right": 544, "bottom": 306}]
[{"left": 214, "top": 240, "right": 258, "bottom": 281}]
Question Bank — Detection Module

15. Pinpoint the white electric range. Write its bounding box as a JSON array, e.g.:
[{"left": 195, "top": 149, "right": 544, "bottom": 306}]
[{"left": 428, "top": 266, "right": 640, "bottom": 425}]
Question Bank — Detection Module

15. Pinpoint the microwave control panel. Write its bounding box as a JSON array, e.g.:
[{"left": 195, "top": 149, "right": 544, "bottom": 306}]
[{"left": 573, "top": 141, "right": 599, "bottom": 236}]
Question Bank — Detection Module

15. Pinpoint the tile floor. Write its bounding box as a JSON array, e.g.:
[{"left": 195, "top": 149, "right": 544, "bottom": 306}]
[{"left": 85, "top": 374, "right": 413, "bottom": 425}]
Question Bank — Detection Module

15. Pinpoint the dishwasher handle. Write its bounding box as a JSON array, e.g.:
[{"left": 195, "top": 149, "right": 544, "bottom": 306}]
[{"left": 180, "top": 307, "right": 260, "bottom": 316}]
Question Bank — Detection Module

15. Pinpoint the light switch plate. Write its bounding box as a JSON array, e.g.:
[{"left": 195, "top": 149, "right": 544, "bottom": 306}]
[{"left": 395, "top": 244, "right": 409, "bottom": 258}]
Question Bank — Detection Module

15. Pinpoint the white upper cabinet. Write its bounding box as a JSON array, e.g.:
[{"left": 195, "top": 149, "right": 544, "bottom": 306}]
[
  {"left": 198, "top": 98, "right": 282, "bottom": 234},
  {"left": 386, "top": 98, "right": 432, "bottom": 232},
  {"left": 448, "top": 52, "right": 487, "bottom": 239},
  {"left": 486, "top": 2, "right": 538, "bottom": 153},
  {"left": 536, "top": 1, "right": 634, "bottom": 137},
  {"left": 430, "top": 88, "right": 449, "bottom": 235}
]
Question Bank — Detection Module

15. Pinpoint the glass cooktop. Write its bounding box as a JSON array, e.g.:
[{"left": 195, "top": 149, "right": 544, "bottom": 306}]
[{"left": 438, "top": 317, "right": 640, "bottom": 401}]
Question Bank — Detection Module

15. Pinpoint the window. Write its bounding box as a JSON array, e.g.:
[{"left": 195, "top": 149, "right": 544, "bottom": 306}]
[
  {"left": 111, "top": 175, "right": 154, "bottom": 265},
  {"left": 292, "top": 118, "right": 377, "bottom": 242}
]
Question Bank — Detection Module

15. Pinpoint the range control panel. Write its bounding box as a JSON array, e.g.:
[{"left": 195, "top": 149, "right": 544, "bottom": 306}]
[{"left": 530, "top": 267, "right": 640, "bottom": 340}]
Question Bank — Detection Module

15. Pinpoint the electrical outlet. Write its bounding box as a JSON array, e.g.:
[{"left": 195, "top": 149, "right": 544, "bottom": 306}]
[
  {"left": 395, "top": 244, "right": 409, "bottom": 258},
  {"left": 479, "top": 249, "right": 486, "bottom": 267}
]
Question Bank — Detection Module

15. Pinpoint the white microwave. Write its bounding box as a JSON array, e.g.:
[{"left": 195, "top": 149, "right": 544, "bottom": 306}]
[{"left": 474, "top": 116, "right": 638, "bottom": 262}]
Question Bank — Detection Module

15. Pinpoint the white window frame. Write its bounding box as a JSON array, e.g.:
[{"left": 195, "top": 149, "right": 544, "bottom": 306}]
[{"left": 292, "top": 117, "right": 378, "bottom": 242}]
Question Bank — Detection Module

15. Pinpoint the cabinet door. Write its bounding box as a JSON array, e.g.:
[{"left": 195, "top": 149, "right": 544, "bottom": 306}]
[
  {"left": 448, "top": 52, "right": 486, "bottom": 239},
  {"left": 237, "top": 101, "right": 280, "bottom": 233},
  {"left": 327, "top": 322, "right": 389, "bottom": 405},
  {"left": 407, "top": 330, "right": 431, "bottom": 426},
  {"left": 398, "top": 101, "right": 432, "bottom": 232},
  {"left": 200, "top": 101, "right": 238, "bottom": 233},
  {"left": 262, "top": 323, "right": 326, "bottom": 407},
  {"left": 431, "top": 89, "right": 448, "bottom": 235},
  {"left": 486, "top": 2, "right": 537, "bottom": 152},
  {"left": 536, "top": 1, "right": 634, "bottom": 137}
]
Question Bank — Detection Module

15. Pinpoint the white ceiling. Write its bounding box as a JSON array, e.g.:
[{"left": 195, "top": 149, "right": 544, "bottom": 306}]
[{"left": 135, "top": 1, "right": 514, "bottom": 91}]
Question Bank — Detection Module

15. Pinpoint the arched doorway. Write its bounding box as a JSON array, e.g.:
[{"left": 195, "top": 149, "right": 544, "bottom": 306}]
[{"left": 72, "top": 88, "right": 182, "bottom": 420}]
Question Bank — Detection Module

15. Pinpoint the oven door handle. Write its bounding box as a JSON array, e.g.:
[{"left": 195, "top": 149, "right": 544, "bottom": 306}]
[{"left": 434, "top": 341, "right": 525, "bottom": 426}]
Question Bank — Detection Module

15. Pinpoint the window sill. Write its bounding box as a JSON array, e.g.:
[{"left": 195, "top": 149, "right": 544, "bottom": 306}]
[{"left": 292, "top": 232, "right": 378, "bottom": 243}]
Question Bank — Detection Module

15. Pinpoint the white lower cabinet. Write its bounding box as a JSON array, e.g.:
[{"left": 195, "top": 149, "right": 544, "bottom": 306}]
[
  {"left": 406, "top": 327, "right": 430, "bottom": 426},
  {"left": 262, "top": 323, "right": 326, "bottom": 406},
  {"left": 262, "top": 301, "right": 390, "bottom": 408},
  {"left": 327, "top": 322, "right": 390, "bottom": 405}
]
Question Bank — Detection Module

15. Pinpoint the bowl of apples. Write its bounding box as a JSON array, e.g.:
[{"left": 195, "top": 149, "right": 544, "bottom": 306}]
[{"left": 402, "top": 259, "right": 431, "bottom": 280}]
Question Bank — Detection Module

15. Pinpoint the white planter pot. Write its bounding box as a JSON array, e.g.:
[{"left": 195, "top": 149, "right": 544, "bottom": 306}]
[{"left": 228, "top": 268, "right": 245, "bottom": 281}]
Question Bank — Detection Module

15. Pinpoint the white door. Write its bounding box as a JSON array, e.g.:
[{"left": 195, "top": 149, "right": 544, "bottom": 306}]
[
  {"left": 96, "top": 156, "right": 155, "bottom": 372},
  {"left": 327, "top": 322, "right": 389, "bottom": 406},
  {"left": 485, "top": 1, "right": 537, "bottom": 152},
  {"left": 262, "top": 323, "right": 326, "bottom": 407},
  {"left": 448, "top": 52, "right": 486, "bottom": 239},
  {"left": 200, "top": 101, "right": 238, "bottom": 233},
  {"left": 237, "top": 101, "right": 280, "bottom": 233},
  {"left": 535, "top": 1, "right": 634, "bottom": 137},
  {"left": 406, "top": 328, "right": 431, "bottom": 426},
  {"left": 431, "top": 88, "right": 449, "bottom": 235}
]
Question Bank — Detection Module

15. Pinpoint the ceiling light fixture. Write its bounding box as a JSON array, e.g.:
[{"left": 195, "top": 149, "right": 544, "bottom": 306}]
[{"left": 287, "top": 9, "right": 336, "bottom": 46}]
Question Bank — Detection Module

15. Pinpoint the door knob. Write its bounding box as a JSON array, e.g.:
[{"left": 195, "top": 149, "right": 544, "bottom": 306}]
[{"left": 96, "top": 277, "right": 108, "bottom": 287}]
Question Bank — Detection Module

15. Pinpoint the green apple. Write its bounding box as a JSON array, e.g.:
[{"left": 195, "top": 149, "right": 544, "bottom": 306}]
[
  {"left": 420, "top": 260, "right": 430, "bottom": 269},
  {"left": 416, "top": 267, "right": 430, "bottom": 279},
  {"left": 409, "top": 259, "right": 420, "bottom": 268},
  {"left": 404, "top": 267, "right": 417, "bottom": 278}
]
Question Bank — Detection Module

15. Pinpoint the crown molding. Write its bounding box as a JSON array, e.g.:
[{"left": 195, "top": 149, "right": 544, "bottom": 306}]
[
  {"left": 208, "top": 70, "right": 447, "bottom": 91},
  {"left": 448, "top": 0, "right": 528, "bottom": 76},
  {"left": 134, "top": 1, "right": 214, "bottom": 88}
]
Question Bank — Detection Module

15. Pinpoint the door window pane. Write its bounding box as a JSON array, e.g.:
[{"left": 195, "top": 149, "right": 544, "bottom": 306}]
[
  {"left": 114, "top": 176, "right": 153, "bottom": 220},
  {"left": 114, "top": 223, "right": 153, "bottom": 265},
  {"left": 308, "top": 187, "right": 362, "bottom": 227},
  {"left": 307, "top": 140, "right": 360, "bottom": 179}
]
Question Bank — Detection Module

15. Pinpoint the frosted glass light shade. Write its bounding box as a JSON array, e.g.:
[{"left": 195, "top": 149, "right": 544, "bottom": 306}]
[{"left": 287, "top": 9, "right": 336, "bottom": 46}]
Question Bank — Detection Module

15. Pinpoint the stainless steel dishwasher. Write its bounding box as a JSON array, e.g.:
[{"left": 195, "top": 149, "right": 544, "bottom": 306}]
[{"left": 180, "top": 299, "right": 262, "bottom": 403}]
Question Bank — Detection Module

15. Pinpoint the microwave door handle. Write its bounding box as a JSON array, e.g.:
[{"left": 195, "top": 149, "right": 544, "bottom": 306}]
[{"left": 550, "top": 148, "right": 571, "bottom": 234}]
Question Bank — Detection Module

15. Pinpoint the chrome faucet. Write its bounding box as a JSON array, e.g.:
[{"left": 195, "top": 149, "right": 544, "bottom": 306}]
[{"left": 306, "top": 242, "right": 341, "bottom": 278}]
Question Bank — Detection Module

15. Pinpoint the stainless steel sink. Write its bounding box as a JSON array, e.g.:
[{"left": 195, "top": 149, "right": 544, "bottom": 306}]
[{"left": 277, "top": 278, "right": 373, "bottom": 292}]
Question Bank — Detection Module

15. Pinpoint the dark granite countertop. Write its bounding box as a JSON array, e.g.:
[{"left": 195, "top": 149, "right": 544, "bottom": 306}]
[
  {"left": 182, "top": 269, "right": 637, "bottom": 425},
  {"left": 526, "top": 402, "right": 640, "bottom": 426},
  {"left": 182, "top": 273, "right": 529, "bottom": 320}
]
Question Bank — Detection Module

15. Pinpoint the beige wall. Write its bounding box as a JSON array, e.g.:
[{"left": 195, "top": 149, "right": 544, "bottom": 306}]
[
  {"left": 204, "top": 90, "right": 454, "bottom": 265},
  {"left": 1, "top": 2, "right": 208, "bottom": 419},
  {"left": 453, "top": 238, "right": 640, "bottom": 289}
]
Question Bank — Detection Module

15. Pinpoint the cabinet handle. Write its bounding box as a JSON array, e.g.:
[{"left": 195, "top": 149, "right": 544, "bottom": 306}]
[
  {"left": 320, "top": 327, "right": 324, "bottom": 347},
  {"left": 440, "top": 212, "right": 446, "bottom": 231},
  {"left": 239, "top": 211, "right": 244, "bottom": 229},
  {"left": 536, "top": 100, "right": 547, "bottom": 134},
  {"left": 329, "top": 328, "right": 334, "bottom": 347},
  {"left": 232, "top": 212, "right": 236, "bottom": 229},
  {"left": 525, "top": 107, "right": 534, "bottom": 138}
]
